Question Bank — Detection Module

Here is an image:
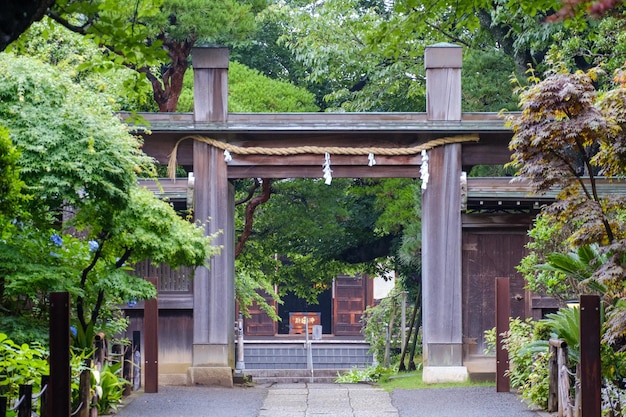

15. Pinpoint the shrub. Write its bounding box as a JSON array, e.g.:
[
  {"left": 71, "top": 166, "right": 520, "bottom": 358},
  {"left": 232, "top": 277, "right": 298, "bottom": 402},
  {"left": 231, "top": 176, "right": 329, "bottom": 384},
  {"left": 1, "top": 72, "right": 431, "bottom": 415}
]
[
  {"left": 501, "top": 318, "right": 550, "bottom": 408},
  {"left": 335, "top": 365, "right": 389, "bottom": 383},
  {"left": 92, "top": 361, "right": 129, "bottom": 413},
  {"left": 0, "top": 333, "right": 49, "bottom": 415}
]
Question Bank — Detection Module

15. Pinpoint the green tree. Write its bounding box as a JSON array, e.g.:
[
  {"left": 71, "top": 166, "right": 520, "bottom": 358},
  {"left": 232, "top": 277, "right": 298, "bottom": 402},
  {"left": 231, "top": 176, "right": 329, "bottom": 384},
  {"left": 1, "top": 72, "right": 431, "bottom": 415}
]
[
  {"left": 0, "top": 126, "right": 24, "bottom": 236},
  {"left": 44, "top": 0, "right": 258, "bottom": 112},
  {"left": 231, "top": 178, "right": 419, "bottom": 303},
  {"left": 0, "top": 53, "right": 218, "bottom": 344},
  {"left": 9, "top": 18, "right": 154, "bottom": 112},
  {"left": 177, "top": 61, "right": 319, "bottom": 113}
]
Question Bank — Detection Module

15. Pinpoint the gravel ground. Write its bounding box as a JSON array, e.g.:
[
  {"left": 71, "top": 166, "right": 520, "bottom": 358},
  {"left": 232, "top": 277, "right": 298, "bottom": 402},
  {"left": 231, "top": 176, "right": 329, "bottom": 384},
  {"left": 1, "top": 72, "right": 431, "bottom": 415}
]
[
  {"left": 109, "top": 385, "right": 268, "bottom": 417},
  {"left": 108, "top": 384, "right": 547, "bottom": 417},
  {"left": 391, "top": 386, "right": 545, "bottom": 417}
]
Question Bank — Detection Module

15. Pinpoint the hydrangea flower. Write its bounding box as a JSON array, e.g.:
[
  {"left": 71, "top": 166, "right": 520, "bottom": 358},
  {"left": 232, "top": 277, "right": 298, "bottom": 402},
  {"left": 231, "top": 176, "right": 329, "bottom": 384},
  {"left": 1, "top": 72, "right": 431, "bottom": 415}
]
[{"left": 50, "top": 234, "right": 63, "bottom": 246}]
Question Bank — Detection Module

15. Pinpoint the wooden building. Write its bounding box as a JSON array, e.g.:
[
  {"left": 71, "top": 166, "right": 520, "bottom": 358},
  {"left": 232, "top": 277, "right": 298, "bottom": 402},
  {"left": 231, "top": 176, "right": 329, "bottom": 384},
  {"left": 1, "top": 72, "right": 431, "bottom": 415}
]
[{"left": 123, "top": 43, "right": 557, "bottom": 386}]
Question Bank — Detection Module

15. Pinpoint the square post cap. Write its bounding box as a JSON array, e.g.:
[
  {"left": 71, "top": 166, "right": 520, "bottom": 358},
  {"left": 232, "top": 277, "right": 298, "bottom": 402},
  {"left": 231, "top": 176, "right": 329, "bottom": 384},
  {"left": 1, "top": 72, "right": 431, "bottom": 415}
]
[
  {"left": 192, "top": 47, "right": 230, "bottom": 69},
  {"left": 425, "top": 43, "right": 462, "bottom": 69}
]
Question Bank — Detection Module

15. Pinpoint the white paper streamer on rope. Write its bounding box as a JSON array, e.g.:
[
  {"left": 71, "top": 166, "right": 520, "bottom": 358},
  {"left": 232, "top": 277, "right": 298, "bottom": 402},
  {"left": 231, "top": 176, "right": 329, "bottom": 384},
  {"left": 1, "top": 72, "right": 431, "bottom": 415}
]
[
  {"left": 368, "top": 153, "right": 376, "bottom": 167},
  {"left": 420, "top": 149, "right": 429, "bottom": 190},
  {"left": 224, "top": 150, "right": 232, "bottom": 162},
  {"left": 322, "top": 152, "right": 333, "bottom": 185}
]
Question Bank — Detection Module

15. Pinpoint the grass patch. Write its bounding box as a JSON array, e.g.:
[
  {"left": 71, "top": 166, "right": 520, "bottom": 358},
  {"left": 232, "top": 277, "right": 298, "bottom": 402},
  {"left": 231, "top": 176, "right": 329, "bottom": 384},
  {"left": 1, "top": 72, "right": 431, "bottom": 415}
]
[{"left": 376, "top": 369, "right": 494, "bottom": 392}]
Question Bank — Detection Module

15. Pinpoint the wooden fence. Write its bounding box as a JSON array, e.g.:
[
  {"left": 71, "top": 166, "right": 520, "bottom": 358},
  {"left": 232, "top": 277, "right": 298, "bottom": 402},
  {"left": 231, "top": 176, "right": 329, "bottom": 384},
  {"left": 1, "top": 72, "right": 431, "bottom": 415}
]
[
  {"left": 548, "top": 339, "right": 579, "bottom": 417},
  {"left": 546, "top": 295, "right": 602, "bottom": 417},
  {"left": 2, "top": 292, "right": 142, "bottom": 417}
]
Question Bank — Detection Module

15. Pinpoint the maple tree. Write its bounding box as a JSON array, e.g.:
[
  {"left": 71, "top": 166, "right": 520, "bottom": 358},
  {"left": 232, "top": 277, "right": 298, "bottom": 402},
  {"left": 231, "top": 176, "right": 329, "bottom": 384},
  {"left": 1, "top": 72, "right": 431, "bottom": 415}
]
[{"left": 507, "top": 64, "right": 626, "bottom": 342}]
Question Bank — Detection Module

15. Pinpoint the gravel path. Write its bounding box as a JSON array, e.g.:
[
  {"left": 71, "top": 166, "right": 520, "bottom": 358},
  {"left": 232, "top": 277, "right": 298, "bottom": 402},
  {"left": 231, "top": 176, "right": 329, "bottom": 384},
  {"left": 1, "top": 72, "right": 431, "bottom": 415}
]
[
  {"left": 108, "top": 384, "right": 547, "bottom": 417},
  {"left": 391, "top": 386, "right": 545, "bottom": 417},
  {"left": 110, "top": 385, "right": 267, "bottom": 417}
]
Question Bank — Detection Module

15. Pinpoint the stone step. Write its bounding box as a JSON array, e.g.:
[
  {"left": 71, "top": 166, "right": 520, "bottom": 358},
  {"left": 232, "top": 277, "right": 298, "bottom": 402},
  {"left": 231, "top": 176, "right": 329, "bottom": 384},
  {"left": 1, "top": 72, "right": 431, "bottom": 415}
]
[
  {"left": 242, "top": 368, "right": 351, "bottom": 384},
  {"left": 465, "top": 356, "right": 496, "bottom": 383},
  {"left": 242, "top": 344, "right": 373, "bottom": 370}
]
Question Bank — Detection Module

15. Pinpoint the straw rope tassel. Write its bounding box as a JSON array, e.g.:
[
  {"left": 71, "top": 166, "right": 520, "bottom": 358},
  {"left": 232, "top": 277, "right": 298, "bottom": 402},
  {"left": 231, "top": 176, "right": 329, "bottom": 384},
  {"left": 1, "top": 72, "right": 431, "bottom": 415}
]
[{"left": 167, "top": 134, "right": 479, "bottom": 179}]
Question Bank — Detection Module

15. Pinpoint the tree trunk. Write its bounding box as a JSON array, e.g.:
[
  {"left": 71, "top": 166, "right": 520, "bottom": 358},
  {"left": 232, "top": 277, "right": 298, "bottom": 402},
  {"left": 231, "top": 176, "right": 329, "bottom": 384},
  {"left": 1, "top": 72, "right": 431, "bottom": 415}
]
[
  {"left": 147, "top": 38, "right": 195, "bottom": 112},
  {"left": 1, "top": 0, "right": 55, "bottom": 52}
]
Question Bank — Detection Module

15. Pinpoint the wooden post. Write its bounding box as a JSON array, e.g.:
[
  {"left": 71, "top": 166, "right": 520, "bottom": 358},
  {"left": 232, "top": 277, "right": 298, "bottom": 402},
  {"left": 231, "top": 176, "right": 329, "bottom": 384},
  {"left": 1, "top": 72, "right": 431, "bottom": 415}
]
[
  {"left": 144, "top": 277, "right": 159, "bottom": 393},
  {"left": 123, "top": 342, "right": 132, "bottom": 396},
  {"left": 548, "top": 344, "right": 559, "bottom": 412},
  {"left": 17, "top": 385, "right": 32, "bottom": 417},
  {"left": 580, "top": 295, "right": 601, "bottom": 417},
  {"left": 132, "top": 331, "right": 141, "bottom": 390},
  {"left": 77, "top": 360, "right": 90, "bottom": 417},
  {"left": 495, "top": 277, "right": 510, "bottom": 392},
  {"left": 558, "top": 345, "right": 571, "bottom": 417},
  {"left": 48, "top": 292, "right": 71, "bottom": 417},
  {"left": 39, "top": 375, "right": 49, "bottom": 417},
  {"left": 421, "top": 44, "right": 465, "bottom": 382},
  {"left": 189, "top": 46, "right": 236, "bottom": 386}
]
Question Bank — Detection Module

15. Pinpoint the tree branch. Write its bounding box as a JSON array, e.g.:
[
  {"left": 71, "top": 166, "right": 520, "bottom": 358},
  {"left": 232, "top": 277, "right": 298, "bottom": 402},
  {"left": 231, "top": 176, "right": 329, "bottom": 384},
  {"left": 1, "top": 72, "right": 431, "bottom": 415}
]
[
  {"left": 235, "top": 179, "right": 272, "bottom": 257},
  {"left": 46, "top": 10, "right": 90, "bottom": 35},
  {"left": 90, "top": 289, "right": 105, "bottom": 325},
  {"left": 235, "top": 179, "right": 261, "bottom": 206},
  {"left": 116, "top": 248, "right": 133, "bottom": 269}
]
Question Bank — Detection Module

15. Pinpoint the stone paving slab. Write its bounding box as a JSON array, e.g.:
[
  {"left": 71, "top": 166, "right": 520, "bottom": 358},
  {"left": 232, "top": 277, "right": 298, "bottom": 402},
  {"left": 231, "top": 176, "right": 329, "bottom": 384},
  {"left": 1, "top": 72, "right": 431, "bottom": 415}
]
[{"left": 258, "top": 382, "right": 400, "bottom": 417}]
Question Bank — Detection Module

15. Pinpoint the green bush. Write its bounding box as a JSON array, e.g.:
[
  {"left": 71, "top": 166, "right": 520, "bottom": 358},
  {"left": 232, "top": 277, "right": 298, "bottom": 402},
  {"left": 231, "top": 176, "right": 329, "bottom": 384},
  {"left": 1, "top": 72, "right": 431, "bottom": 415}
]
[
  {"left": 92, "top": 361, "right": 128, "bottom": 413},
  {"left": 0, "top": 333, "right": 49, "bottom": 414},
  {"left": 501, "top": 318, "right": 550, "bottom": 409},
  {"left": 335, "top": 365, "right": 389, "bottom": 383},
  {"left": 361, "top": 286, "right": 416, "bottom": 366}
]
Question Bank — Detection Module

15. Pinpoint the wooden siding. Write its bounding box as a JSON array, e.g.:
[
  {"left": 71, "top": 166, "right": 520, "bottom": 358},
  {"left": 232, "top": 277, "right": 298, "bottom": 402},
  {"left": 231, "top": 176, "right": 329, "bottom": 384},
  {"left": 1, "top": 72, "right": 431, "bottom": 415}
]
[
  {"left": 133, "top": 260, "right": 192, "bottom": 292},
  {"left": 125, "top": 309, "right": 193, "bottom": 366},
  {"left": 244, "top": 290, "right": 277, "bottom": 336}
]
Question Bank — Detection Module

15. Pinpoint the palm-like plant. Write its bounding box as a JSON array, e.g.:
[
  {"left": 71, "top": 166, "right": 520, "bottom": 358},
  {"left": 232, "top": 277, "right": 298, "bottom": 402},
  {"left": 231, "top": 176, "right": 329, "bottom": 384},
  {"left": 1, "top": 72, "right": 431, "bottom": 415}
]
[{"left": 537, "top": 244, "right": 607, "bottom": 297}]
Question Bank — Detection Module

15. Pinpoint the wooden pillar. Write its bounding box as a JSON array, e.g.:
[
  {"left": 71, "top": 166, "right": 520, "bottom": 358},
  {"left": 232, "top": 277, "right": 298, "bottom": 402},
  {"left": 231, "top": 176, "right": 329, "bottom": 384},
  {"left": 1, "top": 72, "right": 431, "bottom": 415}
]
[
  {"left": 48, "top": 292, "right": 71, "bottom": 417},
  {"left": 188, "top": 47, "right": 235, "bottom": 387},
  {"left": 421, "top": 43, "right": 466, "bottom": 383},
  {"left": 580, "top": 295, "right": 601, "bottom": 417},
  {"left": 495, "top": 277, "right": 510, "bottom": 392},
  {"left": 144, "top": 277, "right": 158, "bottom": 393}
]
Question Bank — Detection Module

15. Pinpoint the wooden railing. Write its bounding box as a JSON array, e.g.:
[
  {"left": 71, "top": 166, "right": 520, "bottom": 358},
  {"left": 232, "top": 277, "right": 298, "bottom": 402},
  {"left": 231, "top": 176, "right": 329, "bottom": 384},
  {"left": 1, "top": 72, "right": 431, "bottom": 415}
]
[
  {"left": 548, "top": 339, "right": 579, "bottom": 417},
  {"left": 0, "top": 377, "right": 49, "bottom": 417}
]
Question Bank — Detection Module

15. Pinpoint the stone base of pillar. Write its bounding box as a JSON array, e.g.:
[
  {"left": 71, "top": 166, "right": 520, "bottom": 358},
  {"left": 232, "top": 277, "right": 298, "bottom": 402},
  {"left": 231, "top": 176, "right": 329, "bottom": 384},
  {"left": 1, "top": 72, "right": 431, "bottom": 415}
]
[
  {"left": 422, "top": 366, "right": 468, "bottom": 384},
  {"left": 187, "top": 366, "right": 233, "bottom": 387},
  {"left": 188, "top": 343, "right": 234, "bottom": 387}
]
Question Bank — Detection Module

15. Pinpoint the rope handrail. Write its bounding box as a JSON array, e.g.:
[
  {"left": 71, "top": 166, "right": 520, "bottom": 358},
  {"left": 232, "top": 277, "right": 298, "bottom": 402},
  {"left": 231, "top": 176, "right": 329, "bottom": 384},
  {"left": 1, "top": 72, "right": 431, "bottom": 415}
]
[
  {"left": 9, "top": 394, "right": 25, "bottom": 411},
  {"left": 31, "top": 384, "right": 47, "bottom": 400},
  {"left": 70, "top": 401, "right": 84, "bottom": 416},
  {"left": 167, "top": 134, "right": 479, "bottom": 178}
]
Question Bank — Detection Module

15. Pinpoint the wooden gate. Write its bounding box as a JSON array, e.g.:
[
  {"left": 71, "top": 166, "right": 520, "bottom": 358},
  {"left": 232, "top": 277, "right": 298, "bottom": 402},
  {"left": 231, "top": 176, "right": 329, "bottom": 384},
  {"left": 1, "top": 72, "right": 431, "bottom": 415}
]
[{"left": 462, "top": 230, "right": 529, "bottom": 355}]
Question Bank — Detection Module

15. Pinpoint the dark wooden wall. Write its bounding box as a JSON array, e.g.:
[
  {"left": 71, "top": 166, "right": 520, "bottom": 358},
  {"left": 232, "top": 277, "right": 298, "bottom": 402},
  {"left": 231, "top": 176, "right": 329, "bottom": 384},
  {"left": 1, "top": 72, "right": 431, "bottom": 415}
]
[
  {"left": 243, "top": 291, "right": 277, "bottom": 336},
  {"left": 125, "top": 309, "right": 193, "bottom": 368},
  {"left": 461, "top": 229, "right": 529, "bottom": 355}
]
